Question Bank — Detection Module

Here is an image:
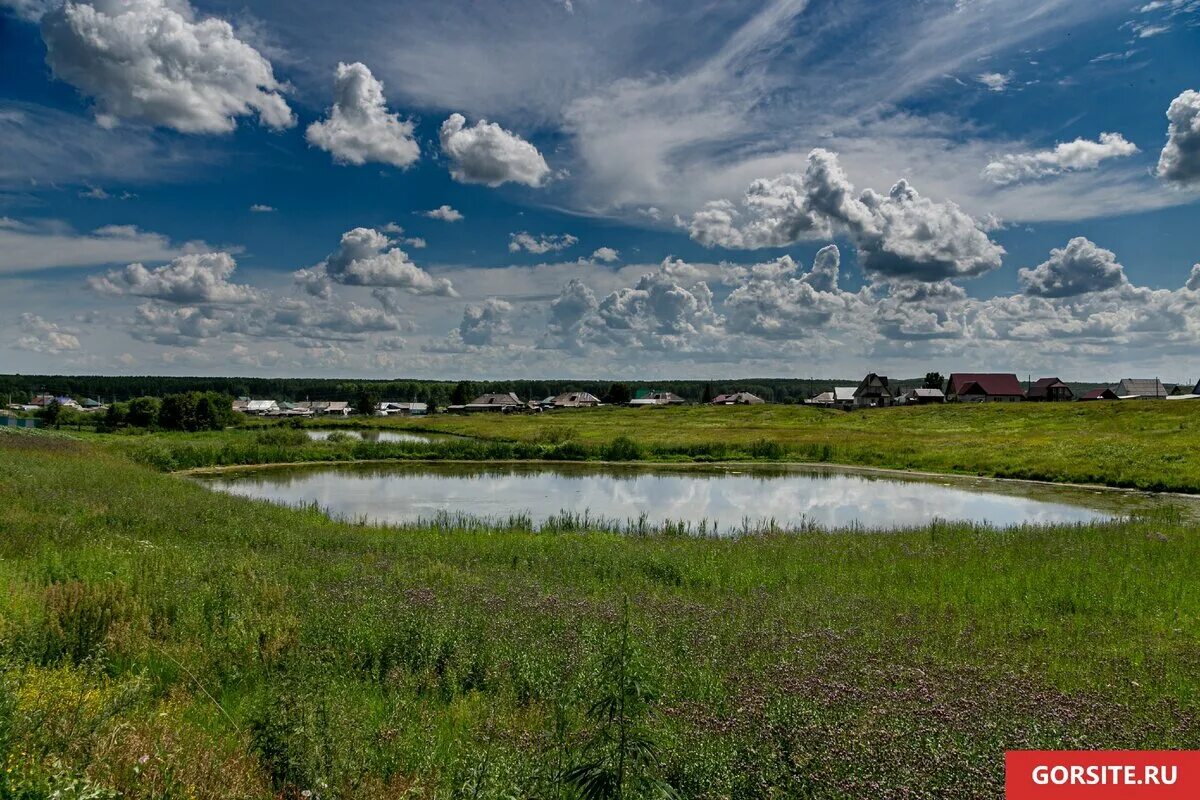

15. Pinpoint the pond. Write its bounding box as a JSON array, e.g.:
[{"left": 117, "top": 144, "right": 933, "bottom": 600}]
[
  {"left": 197, "top": 462, "right": 1155, "bottom": 534},
  {"left": 304, "top": 429, "right": 447, "bottom": 444}
]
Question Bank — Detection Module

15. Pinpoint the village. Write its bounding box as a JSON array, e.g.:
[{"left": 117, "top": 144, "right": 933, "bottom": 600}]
[{"left": 6, "top": 372, "right": 1198, "bottom": 427}]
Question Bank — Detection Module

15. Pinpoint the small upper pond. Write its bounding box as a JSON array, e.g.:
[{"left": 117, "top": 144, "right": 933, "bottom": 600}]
[
  {"left": 198, "top": 462, "right": 1152, "bottom": 534},
  {"left": 304, "top": 429, "right": 446, "bottom": 444}
]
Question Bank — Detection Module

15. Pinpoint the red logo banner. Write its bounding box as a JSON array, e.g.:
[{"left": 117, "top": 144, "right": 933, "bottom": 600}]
[{"left": 1006, "top": 751, "right": 1200, "bottom": 799}]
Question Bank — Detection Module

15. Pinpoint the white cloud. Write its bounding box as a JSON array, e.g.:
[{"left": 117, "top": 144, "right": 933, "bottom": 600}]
[
  {"left": 458, "top": 298, "right": 514, "bottom": 346},
  {"left": 724, "top": 250, "right": 863, "bottom": 340},
  {"left": 41, "top": 0, "right": 294, "bottom": 134},
  {"left": 1185, "top": 263, "right": 1200, "bottom": 291},
  {"left": 301, "top": 227, "right": 457, "bottom": 296},
  {"left": 1157, "top": 89, "right": 1200, "bottom": 185},
  {"left": 439, "top": 113, "right": 551, "bottom": 187},
  {"left": 982, "top": 133, "right": 1139, "bottom": 185},
  {"left": 509, "top": 231, "right": 578, "bottom": 254},
  {"left": 15, "top": 313, "right": 81, "bottom": 354},
  {"left": 306, "top": 62, "right": 419, "bottom": 168},
  {"left": 977, "top": 71, "right": 1013, "bottom": 92},
  {"left": 250, "top": 204, "right": 275, "bottom": 212},
  {"left": 0, "top": 218, "right": 203, "bottom": 273},
  {"left": 590, "top": 247, "right": 620, "bottom": 263},
  {"left": 1018, "top": 237, "right": 1128, "bottom": 297},
  {"left": 88, "top": 251, "right": 260, "bottom": 304},
  {"left": 423, "top": 205, "right": 464, "bottom": 222},
  {"left": 689, "top": 148, "right": 1004, "bottom": 281}
]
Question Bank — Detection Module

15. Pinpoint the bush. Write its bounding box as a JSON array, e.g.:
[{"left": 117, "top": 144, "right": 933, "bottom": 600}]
[
  {"left": 253, "top": 428, "right": 309, "bottom": 447},
  {"left": 746, "top": 439, "right": 785, "bottom": 460},
  {"left": 125, "top": 397, "right": 161, "bottom": 428},
  {"left": 158, "top": 392, "right": 235, "bottom": 432},
  {"left": 604, "top": 436, "right": 643, "bottom": 461}
]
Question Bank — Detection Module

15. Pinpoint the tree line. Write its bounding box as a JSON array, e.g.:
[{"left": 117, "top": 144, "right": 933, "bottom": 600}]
[{"left": 4, "top": 374, "right": 881, "bottom": 408}]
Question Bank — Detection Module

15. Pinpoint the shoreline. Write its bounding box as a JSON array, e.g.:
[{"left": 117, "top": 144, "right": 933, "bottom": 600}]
[{"left": 176, "top": 456, "right": 1200, "bottom": 501}]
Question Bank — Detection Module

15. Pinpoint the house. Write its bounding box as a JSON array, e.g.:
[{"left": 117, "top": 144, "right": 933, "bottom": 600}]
[
  {"left": 232, "top": 398, "right": 250, "bottom": 413},
  {"left": 902, "top": 387, "right": 946, "bottom": 404},
  {"left": 293, "top": 401, "right": 352, "bottom": 416},
  {"left": 243, "top": 399, "right": 279, "bottom": 415},
  {"left": 1115, "top": 378, "right": 1167, "bottom": 399},
  {"left": 832, "top": 387, "right": 857, "bottom": 411},
  {"left": 629, "top": 391, "right": 686, "bottom": 407},
  {"left": 947, "top": 373, "right": 1025, "bottom": 402},
  {"left": 1027, "top": 377, "right": 1074, "bottom": 402},
  {"left": 464, "top": 392, "right": 523, "bottom": 412},
  {"left": 711, "top": 392, "right": 765, "bottom": 405},
  {"left": 30, "top": 394, "right": 81, "bottom": 409},
  {"left": 805, "top": 391, "right": 835, "bottom": 407},
  {"left": 1080, "top": 387, "right": 1119, "bottom": 401},
  {"left": 551, "top": 391, "right": 602, "bottom": 408},
  {"left": 853, "top": 373, "right": 894, "bottom": 408},
  {"left": 378, "top": 401, "right": 428, "bottom": 416}
]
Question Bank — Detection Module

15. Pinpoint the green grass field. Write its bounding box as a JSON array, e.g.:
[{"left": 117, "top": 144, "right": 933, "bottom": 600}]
[
  {"left": 107, "top": 401, "right": 1200, "bottom": 492},
  {"left": 1, "top": 431, "right": 1199, "bottom": 798},
  {"left": 397, "top": 402, "right": 1200, "bottom": 491}
]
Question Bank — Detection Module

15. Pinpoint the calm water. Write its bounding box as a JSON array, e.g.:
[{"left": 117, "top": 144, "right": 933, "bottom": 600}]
[
  {"left": 200, "top": 463, "right": 1126, "bottom": 533},
  {"left": 304, "top": 429, "right": 443, "bottom": 444}
]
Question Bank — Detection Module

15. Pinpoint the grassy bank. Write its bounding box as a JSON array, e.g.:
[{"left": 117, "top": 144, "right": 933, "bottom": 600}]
[
  {"left": 399, "top": 402, "right": 1200, "bottom": 492},
  {"left": 1, "top": 434, "right": 1198, "bottom": 798}
]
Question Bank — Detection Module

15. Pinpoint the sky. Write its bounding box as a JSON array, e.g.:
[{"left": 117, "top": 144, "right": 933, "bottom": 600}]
[{"left": 0, "top": 0, "right": 1198, "bottom": 382}]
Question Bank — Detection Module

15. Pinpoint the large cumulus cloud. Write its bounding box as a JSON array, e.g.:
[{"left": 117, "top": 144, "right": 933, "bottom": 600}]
[
  {"left": 688, "top": 148, "right": 1003, "bottom": 282},
  {"left": 306, "top": 62, "right": 419, "bottom": 168},
  {"left": 724, "top": 249, "right": 864, "bottom": 340},
  {"left": 458, "top": 298, "right": 514, "bottom": 346},
  {"left": 88, "top": 251, "right": 260, "bottom": 303},
  {"left": 1157, "top": 89, "right": 1200, "bottom": 185},
  {"left": 42, "top": 0, "right": 294, "bottom": 134},
  {"left": 439, "top": 113, "right": 550, "bottom": 187},
  {"left": 1018, "top": 237, "right": 1128, "bottom": 298},
  {"left": 300, "top": 227, "right": 457, "bottom": 296}
]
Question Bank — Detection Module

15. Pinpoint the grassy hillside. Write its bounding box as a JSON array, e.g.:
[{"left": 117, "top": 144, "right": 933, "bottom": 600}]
[{"left": 1, "top": 434, "right": 1198, "bottom": 798}]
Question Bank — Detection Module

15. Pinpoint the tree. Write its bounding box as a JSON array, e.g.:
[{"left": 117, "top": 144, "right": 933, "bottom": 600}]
[
  {"left": 450, "top": 381, "right": 473, "bottom": 406},
  {"left": 604, "top": 383, "right": 632, "bottom": 405},
  {"left": 923, "top": 372, "right": 945, "bottom": 391},
  {"left": 354, "top": 389, "right": 379, "bottom": 416},
  {"left": 102, "top": 402, "right": 126, "bottom": 431},
  {"left": 159, "top": 393, "right": 198, "bottom": 431},
  {"left": 125, "top": 396, "right": 161, "bottom": 428},
  {"left": 565, "top": 598, "right": 675, "bottom": 800},
  {"left": 700, "top": 382, "right": 715, "bottom": 403},
  {"left": 40, "top": 399, "right": 62, "bottom": 428}
]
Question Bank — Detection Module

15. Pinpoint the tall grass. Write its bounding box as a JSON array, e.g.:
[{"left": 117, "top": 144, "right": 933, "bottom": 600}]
[{"left": 2, "top": 434, "right": 1198, "bottom": 798}]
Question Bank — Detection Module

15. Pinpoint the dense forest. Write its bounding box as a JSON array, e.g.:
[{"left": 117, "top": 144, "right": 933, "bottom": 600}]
[{"left": 1, "top": 374, "right": 879, "bottom": 406}]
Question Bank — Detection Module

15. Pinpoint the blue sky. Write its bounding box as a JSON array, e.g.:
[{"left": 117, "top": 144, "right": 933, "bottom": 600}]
[{"left": 1, "top": 0, "right": 1198, "bottom": 381}]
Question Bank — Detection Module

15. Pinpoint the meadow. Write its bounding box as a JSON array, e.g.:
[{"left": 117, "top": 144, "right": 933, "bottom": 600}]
[
  {"left": 94, "top": 401, "right": 1200, "bottom": 492},
  {"left": 1, "top": 430, "right": 1198, "bottom": 798}
]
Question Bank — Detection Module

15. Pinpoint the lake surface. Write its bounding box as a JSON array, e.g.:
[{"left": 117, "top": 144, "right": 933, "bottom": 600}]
[
  {"left": 199, "top": 463, "right": 1131, "bottom": 533},
  {"left": 304, "top": 429, "right": 444, "bottom": 444}
]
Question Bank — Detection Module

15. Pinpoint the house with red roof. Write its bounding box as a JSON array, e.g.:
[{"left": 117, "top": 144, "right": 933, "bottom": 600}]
[
  {"left": 1027, "top": 377, "right": 1074, "bottom": 402},
  {"left": 947, "top": 373, "right": 1026, "bottom": 402}
]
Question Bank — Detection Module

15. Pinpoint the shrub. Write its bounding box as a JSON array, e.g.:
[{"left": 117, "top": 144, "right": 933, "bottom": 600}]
[
  {"left": 604, "top": 436, "right": 643, "bottom": 461},
  {"left": 746, "top": 439, "right": 785, "bottom": 460},
  {"left": 253, "top": 428, "right": 309, "bottom": 447},
  {"left": 39, "top": 581, "right": 138, "bottom": 665}
]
